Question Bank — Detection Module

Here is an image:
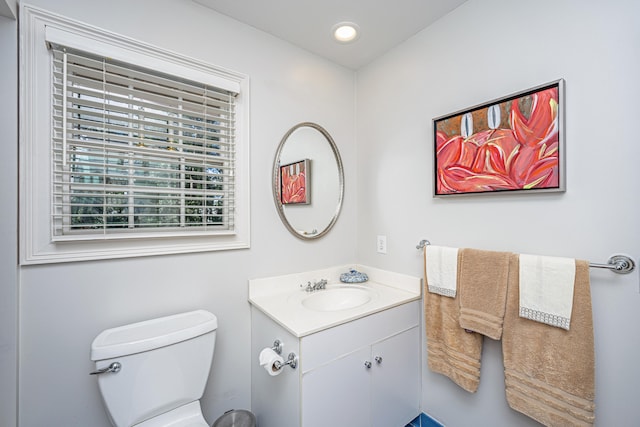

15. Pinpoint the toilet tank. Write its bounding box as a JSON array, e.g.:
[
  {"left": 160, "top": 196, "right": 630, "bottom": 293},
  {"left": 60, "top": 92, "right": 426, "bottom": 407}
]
[{"left": 91, "top": 310, "right": 218, "bottom": 427}]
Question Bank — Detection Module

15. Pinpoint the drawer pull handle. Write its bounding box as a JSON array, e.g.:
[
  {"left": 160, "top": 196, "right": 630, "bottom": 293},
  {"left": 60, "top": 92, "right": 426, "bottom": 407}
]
[
  {"left": 375, "top": 356, "right": 383, "bottom": 364},
  {"left": 364, "top": 361, "right": 372, "bottom": 369}
]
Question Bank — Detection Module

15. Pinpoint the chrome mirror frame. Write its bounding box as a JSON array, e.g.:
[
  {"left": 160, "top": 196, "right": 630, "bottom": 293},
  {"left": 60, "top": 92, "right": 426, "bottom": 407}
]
[{"left": 272, "top": 122, "right": 344, "bottom": 240}]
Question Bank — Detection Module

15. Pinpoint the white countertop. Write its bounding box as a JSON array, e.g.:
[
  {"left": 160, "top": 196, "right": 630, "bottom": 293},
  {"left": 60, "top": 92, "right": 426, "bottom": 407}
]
[{"left": 249, "top": 265, "right": 422, "bottom": 337}]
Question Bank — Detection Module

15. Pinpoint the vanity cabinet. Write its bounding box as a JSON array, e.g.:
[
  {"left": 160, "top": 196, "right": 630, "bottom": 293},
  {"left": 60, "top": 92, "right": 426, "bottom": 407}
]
[
  {"left": 251, "top": 300, "right": 421, "bottom": 427},
  {"left": 371, "top": 326, "right": 421, "bottom": 427},
  {"left": 302, "top": 326, "right": 420, "bottom": 427},
  {"left": 301, "top": 346, "right": 370, "bottom": 426}
]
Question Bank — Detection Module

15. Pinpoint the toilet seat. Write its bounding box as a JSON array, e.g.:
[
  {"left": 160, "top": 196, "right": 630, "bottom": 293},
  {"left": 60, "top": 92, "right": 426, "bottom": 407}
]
[{"left": 134, "top": 401, "right": 208, "bottom": 427}]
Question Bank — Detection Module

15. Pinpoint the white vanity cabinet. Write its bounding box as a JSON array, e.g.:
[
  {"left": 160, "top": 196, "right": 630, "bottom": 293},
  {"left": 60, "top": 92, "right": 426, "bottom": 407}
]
[
  {"left": 251, "top": 300, "right": 421, "bottom": 427},
  {"left": 301, "top": 327, "right": 420, "bottom": 427},
  {"left": 371, "top": 326, "right": 421, "bottom": 427},
  {"left": 301, "top": 346, "right": 370, "bottom": 426},
  {"left": 300, "top": 300, "right": 421, "bottom": 427}
]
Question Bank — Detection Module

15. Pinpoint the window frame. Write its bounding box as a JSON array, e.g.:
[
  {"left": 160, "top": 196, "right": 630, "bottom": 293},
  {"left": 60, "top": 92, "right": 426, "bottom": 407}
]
[{"left": 19, "top": 5, "right": 251, "bottom": 264}]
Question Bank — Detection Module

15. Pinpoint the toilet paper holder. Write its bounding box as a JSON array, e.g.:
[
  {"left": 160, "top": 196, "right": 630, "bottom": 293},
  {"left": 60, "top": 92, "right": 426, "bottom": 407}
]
[
  {"left": 274, "top": 352, "right": 298, "bottom": 371},
  {"left": 268, "top": 339, "right": 297, "bottom": 371},
  {"left": 272, "top": 339, "right": 283, "bottom": 355}
]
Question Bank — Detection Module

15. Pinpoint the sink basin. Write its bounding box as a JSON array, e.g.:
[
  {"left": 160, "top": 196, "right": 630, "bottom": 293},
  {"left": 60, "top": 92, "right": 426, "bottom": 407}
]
[{"left": 301, "top": 286, "right": 372, "bottom": 312}]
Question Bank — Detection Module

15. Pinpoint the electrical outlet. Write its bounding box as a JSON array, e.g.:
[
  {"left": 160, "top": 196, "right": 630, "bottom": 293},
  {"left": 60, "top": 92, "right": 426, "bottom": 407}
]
[{"left": 377, "top": 235, "right": 387, "bottom": 254}]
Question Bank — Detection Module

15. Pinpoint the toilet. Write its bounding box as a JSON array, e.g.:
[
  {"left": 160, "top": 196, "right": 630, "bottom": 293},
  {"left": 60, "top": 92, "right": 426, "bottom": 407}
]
[{"left": 90, "top": 310, "right": 218, "bottom": 427}]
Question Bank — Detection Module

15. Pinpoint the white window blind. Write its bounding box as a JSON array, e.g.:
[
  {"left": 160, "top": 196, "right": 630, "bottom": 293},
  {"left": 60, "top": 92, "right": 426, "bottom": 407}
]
[{"left": 50, "top": 45, "right": 237, "bottom": 240}]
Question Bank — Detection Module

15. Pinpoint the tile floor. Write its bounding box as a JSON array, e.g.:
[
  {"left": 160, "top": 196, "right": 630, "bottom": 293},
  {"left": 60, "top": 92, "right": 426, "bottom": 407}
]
[{"left": 405, "top": 412, "right": 445, "bottom": 427}]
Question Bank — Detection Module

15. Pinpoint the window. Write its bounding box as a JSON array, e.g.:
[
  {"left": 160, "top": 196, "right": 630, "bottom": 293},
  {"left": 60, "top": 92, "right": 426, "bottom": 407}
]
[
  {"left": 20, "top": 6, "right": 250, "bottom": 264},
  {"left": 51, "top": 47, "right": 236, "bottom": 237}
]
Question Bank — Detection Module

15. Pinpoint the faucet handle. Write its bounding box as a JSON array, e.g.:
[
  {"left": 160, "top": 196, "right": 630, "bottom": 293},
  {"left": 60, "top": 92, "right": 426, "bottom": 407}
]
[{"left": 313, "top": 279, "right": 328, "bottom": 289}]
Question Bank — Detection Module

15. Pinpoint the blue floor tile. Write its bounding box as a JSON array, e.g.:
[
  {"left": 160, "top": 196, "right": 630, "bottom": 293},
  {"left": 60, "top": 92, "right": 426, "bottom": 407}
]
[
  {"left": 420, "top": 412, "right": 445, "bottom": 427},
  {"left": 405, "top": 414, "right": 422, "bottom": 427},
  {"left": 404, "top": 412, "right": 445, "bottom": 427}
]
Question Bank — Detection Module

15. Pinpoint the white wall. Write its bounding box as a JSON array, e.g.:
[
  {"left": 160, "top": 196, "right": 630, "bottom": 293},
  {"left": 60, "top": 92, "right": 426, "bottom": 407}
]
[
  {"left": 14, "top": 1, "right": 356, "bottom": 425},
  {"left": 356, "top": 0, "right": 640, "bottom": 425},
  {"left": 8, "top": 0, "right": 640, "bottom": 426},
  {"left": 0, "top": 11, "right": 18, "bottom": 427}
]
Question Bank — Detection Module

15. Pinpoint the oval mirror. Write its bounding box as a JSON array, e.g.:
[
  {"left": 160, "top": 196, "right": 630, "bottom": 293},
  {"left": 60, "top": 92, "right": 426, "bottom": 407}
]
[{"left": 272, "top": 122, "right": 344, "bottom": 240}]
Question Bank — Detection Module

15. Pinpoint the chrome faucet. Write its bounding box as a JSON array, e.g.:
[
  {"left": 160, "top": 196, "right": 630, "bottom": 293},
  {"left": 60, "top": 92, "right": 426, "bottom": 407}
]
[
  {"left": 314, "top": 279, "right": 327, "bottom": 290},
  {"left": 302, "top": 279, "right": 328, "bottom": 292}
]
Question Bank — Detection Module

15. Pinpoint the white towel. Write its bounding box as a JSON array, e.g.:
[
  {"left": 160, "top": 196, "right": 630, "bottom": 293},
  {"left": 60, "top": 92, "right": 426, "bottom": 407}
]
[
  {"left": 518, "top": 254, "right": 576, "bottom": 330},
  {"left": 425, "top": 245, "right": 459, "bottom": 298}
]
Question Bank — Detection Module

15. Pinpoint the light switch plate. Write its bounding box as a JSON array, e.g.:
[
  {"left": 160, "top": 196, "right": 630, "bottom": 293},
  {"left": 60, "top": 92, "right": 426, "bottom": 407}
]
[{"left": 377, "top": 235, "right": 387, "bottom": 254}]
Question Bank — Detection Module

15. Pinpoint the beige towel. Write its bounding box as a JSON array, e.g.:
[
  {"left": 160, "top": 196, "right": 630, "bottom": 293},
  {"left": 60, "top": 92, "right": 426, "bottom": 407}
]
[
  {"left": 503, "top": 255, "right": 595, "bottom": 426},
  {"left": 458, "top": 248, "right": 511, "bottom": 340},
  {"left": 424, "top": 249, "right": 484, "bottom": 393}
]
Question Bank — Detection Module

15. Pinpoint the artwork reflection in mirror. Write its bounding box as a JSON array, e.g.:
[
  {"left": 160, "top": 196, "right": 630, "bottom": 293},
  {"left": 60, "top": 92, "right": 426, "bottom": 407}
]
[{"left": 280, "top": 159, "right": 310, "bottom": 205}]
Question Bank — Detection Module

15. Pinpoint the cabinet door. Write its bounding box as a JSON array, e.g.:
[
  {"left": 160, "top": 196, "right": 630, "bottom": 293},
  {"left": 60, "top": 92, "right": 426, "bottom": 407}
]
[
  {"left": 370, "top": 327, "right": 421, "bottom": 427},
  {"left": 301, "top": 346, "right": 371, "bottom": 427}
]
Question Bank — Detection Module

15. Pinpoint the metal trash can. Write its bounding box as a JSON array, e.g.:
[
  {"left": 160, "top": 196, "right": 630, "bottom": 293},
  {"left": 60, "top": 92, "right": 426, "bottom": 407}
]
[{"left": 212, "top": 409, "right": 256, "bottom": 427}]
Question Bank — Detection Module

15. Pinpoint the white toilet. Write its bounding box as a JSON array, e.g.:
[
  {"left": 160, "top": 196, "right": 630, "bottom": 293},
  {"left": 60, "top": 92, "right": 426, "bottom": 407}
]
[{"left": 90, "top": 310, "right": 218, "bottom": 427}]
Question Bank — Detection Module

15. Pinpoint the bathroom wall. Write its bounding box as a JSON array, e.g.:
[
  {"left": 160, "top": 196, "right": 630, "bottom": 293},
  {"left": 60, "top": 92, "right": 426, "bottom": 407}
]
[
  {"left": 0, "top": 9, "right": 18, "bottom": 427},
  {"left": 12, "top": 0, "right": 357, "bottom": 425},
  {"left": 6, "top": 1, "right": 640, "bottom": 426},
  {"left": 356, "top": 0, "right": 640, "bottom": 426}
]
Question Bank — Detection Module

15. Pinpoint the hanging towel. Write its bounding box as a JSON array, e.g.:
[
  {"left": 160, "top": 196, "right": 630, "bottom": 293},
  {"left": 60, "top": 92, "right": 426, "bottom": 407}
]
[
  {"left": 519, "top": 254, "right": 576, "bottom": 330},
  {"left": 458, "top": 248, "right": 512, "bottom": 340},
  {"left": 503, "top": 256, "right": 595, "bottom": 427},
  {"left": 424, "top": 248, "right": 483, "bottom": 393},
  {"left": 425, "top": 245, "right": 459, "bottom": 297}
]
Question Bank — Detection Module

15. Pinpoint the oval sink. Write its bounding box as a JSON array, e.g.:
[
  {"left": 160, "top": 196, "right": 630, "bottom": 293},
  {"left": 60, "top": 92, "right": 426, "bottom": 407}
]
[{"left": 301, "top": 287, "right": 372, "bottom": 312}]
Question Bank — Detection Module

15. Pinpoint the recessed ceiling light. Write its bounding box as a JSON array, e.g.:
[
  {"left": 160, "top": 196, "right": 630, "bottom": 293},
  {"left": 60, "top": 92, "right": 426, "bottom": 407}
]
[{"left": 332, "top": 22, "right": 360, "bottom": 43}]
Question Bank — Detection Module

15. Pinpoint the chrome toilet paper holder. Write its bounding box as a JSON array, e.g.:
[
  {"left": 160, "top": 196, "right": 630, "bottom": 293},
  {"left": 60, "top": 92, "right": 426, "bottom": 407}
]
[
  {"left": 270, "top": 339, "right": 297, "bottom": 370},
  {"left": 274, "top": 352, "right": 298, "bottom": 370}
]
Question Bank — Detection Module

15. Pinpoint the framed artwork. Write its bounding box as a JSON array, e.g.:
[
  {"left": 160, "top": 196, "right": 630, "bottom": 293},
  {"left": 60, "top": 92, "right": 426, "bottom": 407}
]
[
  {"left": 433, "top": 79, "right": 565, "bottom": 196},
  {"left": 280, "top": 159, "right": 310, "bottom": 205}
]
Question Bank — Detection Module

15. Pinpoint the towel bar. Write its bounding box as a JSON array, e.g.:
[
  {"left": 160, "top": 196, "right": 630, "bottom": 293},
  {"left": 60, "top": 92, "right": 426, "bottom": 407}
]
[{"left": 416, "top": 239, "right": 636, "bottom": 275}]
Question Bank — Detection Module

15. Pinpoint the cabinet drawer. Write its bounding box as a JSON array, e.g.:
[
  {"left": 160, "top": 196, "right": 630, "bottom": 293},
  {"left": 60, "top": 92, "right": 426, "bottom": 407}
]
[{"left": 300, "top": 300, "right": 420, "bottom": 372}]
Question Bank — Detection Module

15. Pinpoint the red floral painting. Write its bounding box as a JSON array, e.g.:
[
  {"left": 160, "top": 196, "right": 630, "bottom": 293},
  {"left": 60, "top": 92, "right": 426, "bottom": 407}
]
[
  {"left": 434, "top": 81, "right": 564, "bottom": 196},
  {"left": 280, "top": 159, "right": 310, "bottom": 204}
]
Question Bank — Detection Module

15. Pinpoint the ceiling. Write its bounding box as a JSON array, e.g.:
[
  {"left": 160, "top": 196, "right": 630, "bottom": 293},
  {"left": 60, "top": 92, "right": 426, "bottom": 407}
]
[
  {"left": 0, "top": 0, "right": 16, "bottom": 19},
  {"left": 193, "top": 0, "right": 468, "bottom": 70}
]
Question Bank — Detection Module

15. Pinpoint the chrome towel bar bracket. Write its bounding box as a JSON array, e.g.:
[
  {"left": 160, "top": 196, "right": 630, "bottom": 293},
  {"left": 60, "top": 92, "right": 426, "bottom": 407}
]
[
  {"left": 590, "top": 255, "right": 635, "bottom": 274},
  {"left": 416, "top": 239, "right": 430, "bottom": 250}
]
